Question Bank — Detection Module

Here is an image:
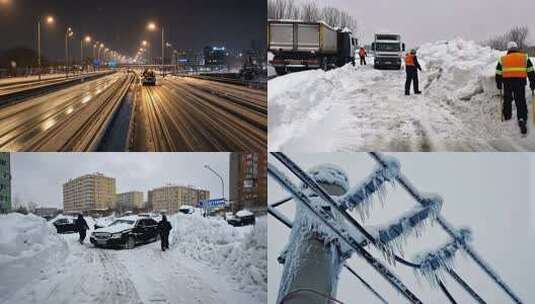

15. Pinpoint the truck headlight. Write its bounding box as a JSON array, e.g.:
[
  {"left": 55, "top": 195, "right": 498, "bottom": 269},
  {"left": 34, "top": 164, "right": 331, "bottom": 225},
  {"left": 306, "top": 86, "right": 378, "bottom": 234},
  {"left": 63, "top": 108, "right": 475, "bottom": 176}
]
[{"left": 111, "top": 233, "right": 123, "bottom": 239}]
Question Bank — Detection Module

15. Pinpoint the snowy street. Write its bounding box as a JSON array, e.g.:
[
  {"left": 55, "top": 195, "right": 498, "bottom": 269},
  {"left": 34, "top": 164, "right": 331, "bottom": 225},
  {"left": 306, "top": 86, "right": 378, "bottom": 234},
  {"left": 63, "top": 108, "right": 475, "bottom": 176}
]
[
  {"left": 269, "top": 39, "right": 535, "bottom": 151},
  {"left": 0, "top": 213, "right": 267, "bottom": 304}
]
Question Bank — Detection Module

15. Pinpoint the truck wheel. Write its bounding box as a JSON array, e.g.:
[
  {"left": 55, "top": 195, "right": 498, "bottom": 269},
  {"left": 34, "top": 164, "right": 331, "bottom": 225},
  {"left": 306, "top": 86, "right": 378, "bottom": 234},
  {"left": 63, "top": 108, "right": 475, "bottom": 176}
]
[
  {"left": 275, "top": 67, "right": 286, "bottom": 76},
  {"left": 321, "top": 58, "right": 328, "bottom": 71},
  {"left": 126, "top": 236, "right": 135, "bottom": 249}
]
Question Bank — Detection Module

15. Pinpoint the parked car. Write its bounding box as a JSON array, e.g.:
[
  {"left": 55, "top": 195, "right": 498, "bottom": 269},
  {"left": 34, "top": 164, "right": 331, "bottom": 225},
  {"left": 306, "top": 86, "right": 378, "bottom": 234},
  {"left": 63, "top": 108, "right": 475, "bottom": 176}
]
[
  {"left": 227, "top": 210, "right": 255, "bottom": 227},
  {"left": 90, "top": 216, "right": 159, "bottom": 249},
  {"left": 52, "top": 216, "right": 78, "bottom": 234},
  {"left": 179, "top": 205, "right": 195, "bottom": 215},
  {"left": 142, "top": 69, "right": 156, "bottom": 86}
]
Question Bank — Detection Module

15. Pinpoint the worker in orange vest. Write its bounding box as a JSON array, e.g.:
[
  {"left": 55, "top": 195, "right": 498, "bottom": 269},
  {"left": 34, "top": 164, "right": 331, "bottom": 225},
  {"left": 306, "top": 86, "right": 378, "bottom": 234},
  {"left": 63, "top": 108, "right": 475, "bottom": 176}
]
[
  {"left": 405, "top": 49, "right": 422, "bottom": 96},
  {"left": 496, "top": 41, "right": 535, "bottom": 135},
  {"left": 358, "top": 47, "right": 367, "bottom": 66}
]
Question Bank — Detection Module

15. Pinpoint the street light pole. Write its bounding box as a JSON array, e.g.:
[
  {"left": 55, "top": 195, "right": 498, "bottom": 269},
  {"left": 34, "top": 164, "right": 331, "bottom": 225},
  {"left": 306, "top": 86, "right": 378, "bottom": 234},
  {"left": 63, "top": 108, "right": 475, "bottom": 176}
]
[
  {"left": 80, "top": 39, "right": 83, "bottom": 73},
  {"left": 37, "top": 20, "right": 41, "bottom": 80},
  {"left": 65, "top": 28, "right": 73, "bottom": 78},
  {"left": 37, "top": 16, "right": 54, "bottom": 81},
  {"left": 161, "top": 27, "right": 164, "bottom": 76},
  {"left": 204, "top": 165, "right": 225, "bottom": 200}
]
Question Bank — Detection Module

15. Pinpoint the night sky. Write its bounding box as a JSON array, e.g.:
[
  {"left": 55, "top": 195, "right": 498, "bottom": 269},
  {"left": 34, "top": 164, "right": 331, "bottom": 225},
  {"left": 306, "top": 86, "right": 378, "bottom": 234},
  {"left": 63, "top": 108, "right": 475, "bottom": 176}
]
[{"left": 0, "top": 0, "right": 266, "bottom": 60}]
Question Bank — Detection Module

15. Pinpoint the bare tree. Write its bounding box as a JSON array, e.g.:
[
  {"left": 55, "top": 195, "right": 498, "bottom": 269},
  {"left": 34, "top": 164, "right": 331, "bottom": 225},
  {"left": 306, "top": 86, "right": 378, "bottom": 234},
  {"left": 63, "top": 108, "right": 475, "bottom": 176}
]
[
  {"left": 268, "top": 0, "right": 300, "bottom": 20},
  {"left": 300, "top": 1, "right": 320, "bottom": 22},
  {"left": 321, "top": 7, "right": 341, "bottom": 27},
  {"left": 507, "top": 26, "right": 529, "bottom": 50},
  {"left": 339, "top": 11, "right": 358, "bottom": 31},
  {"left": 268, "top": 0, "right": 358, "bottom": 32},
  {"left": 485, "top": 26, "right": 530, "bottom": 51},
  {"left": 26, "top": 201, "right": 38, "bottom": 213}
]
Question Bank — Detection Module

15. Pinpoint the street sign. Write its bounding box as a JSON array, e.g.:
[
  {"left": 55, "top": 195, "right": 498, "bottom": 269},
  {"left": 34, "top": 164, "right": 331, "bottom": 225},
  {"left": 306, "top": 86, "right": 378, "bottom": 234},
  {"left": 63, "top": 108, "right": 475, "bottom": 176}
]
[{"left": 197, "top": 198, "right": 226, "bottom": 208}]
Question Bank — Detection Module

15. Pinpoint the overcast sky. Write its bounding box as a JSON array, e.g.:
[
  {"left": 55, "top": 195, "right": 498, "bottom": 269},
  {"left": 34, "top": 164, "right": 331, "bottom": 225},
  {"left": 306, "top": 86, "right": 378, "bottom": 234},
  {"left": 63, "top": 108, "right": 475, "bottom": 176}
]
[
  {"left": 268, "top": 153, "right": 535, "bottom": 303},
  {"left": 11, "top": 153, "right": 230, "bottom": 208},
  {"left": 312, "top": 0, "right": 535, "bottom": 47}
]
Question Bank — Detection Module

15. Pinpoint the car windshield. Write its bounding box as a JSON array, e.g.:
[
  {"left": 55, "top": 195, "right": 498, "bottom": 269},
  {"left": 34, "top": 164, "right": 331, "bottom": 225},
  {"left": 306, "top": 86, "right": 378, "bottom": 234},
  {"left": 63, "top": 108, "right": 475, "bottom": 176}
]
[
  {"left": 375, "top": 43, "right": 400, "bottom": 52},
  {"left": 110, "top": 219, "right": 135, "bottom": 226}
]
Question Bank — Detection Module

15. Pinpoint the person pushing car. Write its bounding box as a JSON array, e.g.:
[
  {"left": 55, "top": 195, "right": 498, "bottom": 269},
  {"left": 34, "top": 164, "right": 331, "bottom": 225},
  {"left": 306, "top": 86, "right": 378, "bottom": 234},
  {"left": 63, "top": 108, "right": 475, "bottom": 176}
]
[
  {"left": 75, "top": 214, "right": 90, "bottom": 245},
  {"left": 158, "top": 215, "right": 172, "bottom": 251}
]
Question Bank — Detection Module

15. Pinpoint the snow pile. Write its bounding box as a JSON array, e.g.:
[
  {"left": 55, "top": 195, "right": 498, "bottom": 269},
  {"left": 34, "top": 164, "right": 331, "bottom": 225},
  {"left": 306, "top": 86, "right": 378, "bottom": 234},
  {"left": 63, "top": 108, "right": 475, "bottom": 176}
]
[
  {"left": 0, "top": 213, "right": 68, "bottom": 301},
  {"left": 417, "top": 39, "right": 502, "bottom": 101},
  {"left": 169, "top": 213, "right": 267, "bottom": 301},
  {"left": 268, "top": 63, "right": 369, "bottom": 151}
]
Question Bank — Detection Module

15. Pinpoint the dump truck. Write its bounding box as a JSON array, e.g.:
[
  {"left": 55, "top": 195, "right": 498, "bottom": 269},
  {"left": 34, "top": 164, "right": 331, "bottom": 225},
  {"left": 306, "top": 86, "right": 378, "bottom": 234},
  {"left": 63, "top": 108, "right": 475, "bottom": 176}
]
[
  {"left": 371, "top": 33, "right": 405, "bottom": 70},
  {"left": 268, "top": 19, "right": 357, "bottom": 75}
]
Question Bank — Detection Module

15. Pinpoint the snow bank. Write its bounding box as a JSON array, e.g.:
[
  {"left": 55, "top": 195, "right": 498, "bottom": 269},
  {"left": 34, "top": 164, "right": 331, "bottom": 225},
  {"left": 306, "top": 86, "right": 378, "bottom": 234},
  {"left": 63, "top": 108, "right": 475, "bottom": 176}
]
[
  {"left": 0, "top": 214, "right": 68, "bottom": 301},
  {"left": 417, "top": 39, "right": 502, "bottom": 101},
  {"left": 168, "top": 213, "right": 267, "bottom": 301},
  {"left": 268, "top": 64, "right": 369, "bottom": 151}
]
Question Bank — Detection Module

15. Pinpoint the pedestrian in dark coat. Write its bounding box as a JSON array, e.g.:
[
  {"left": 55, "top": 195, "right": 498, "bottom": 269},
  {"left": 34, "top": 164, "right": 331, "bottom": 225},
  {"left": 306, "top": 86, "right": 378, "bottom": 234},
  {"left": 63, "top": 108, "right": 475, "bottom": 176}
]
[
  {"left": 75, "top": 214, "right": 90, "bottom": 245},
  {"left": 405, "top": 49, "right": 423, "bottom": 95},
  {"left": 158, "top": 215, "right": 172, "bottom": 251}
]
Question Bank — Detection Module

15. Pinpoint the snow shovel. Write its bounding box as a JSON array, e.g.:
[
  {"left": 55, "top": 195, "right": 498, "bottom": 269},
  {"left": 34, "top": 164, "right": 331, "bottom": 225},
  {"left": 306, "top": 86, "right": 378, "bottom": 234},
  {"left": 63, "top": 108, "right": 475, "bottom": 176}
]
[
  {"left": 532, "top": 90, "right": 535, "bottom": 127},
  {"left": 499, "top": 88, "right": 504, "bottom": 122}
]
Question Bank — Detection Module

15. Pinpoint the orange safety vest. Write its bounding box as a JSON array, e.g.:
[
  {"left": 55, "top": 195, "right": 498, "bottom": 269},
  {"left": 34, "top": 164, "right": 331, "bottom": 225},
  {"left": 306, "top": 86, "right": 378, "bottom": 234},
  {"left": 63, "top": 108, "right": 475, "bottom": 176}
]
[
  {"left": 359, "top": 48, "right": 366, "bottom": 57},
  {"left": 500, "top": 53, "right": 528, "bottom": 78},
  {"left": 405, "top": 54, "right": 415, "bottom": 66}
]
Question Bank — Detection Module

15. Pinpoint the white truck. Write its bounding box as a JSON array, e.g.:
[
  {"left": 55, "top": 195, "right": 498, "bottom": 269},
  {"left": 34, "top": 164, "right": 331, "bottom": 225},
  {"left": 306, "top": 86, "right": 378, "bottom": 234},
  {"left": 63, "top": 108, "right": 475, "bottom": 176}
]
[
  {"left": 371, "top": 33, "right": 405, "bottom": 70},
  {"left": 268, "top": 19, "right": 358, "bottom": 75}
]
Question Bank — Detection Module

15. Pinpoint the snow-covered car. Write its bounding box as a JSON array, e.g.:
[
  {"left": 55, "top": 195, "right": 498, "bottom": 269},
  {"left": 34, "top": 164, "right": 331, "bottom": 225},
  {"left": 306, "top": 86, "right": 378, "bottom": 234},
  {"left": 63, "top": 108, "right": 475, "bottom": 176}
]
[
  {"left": 227, "top": 210, "right": 255, "bottom": 227},
  {"left": 52, "top": 216, "right": 78, "bottom": 234},
  {"left": 178, "top": 205, "right": 195, "bottom": 215},
  {"left": 90, "top": 216, "right": 159, "bottom": 249},
  {"left": 94, "top": 216, "right": 115, "bottom": 230}
]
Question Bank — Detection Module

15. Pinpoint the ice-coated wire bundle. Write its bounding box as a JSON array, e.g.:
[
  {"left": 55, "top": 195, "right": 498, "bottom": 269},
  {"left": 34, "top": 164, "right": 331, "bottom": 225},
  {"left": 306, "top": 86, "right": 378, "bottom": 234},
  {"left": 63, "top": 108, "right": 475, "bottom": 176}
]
[{"left": 413, "top": 229, "right": 472, "bottom": 286}]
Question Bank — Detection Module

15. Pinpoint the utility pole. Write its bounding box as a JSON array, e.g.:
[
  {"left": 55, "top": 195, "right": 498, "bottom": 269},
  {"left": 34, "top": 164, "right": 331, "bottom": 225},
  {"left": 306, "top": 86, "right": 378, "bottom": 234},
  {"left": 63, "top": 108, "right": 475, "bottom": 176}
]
[
  {"left": 277, "top": 165, "right": 350, "bottom": 304},
  {"left": 37, "top": 21, "right": 41, "bottom": 80}
]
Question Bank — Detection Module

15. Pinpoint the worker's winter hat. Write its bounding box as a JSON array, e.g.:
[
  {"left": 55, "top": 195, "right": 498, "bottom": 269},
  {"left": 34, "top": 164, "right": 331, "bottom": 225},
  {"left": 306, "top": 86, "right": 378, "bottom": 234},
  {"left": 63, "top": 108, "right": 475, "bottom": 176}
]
[
  {"left": 302, "top": 164, "right": 350, "bottom": 195},
  {"left": 410, "top": 49, "right": 417, "bottom": 54},
  {"left": 507, "top": 41, "right": 518, "bottom": 50}
]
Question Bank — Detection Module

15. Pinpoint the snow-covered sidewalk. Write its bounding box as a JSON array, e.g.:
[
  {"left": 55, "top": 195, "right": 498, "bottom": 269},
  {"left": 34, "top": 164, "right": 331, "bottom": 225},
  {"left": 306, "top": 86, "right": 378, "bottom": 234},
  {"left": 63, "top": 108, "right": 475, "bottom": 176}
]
[
  {"left": 0, "top": 213, "right": 266, "bottom": 304},
  {"left": 269, "top": 39, "right": 535, "bottom": 151}
]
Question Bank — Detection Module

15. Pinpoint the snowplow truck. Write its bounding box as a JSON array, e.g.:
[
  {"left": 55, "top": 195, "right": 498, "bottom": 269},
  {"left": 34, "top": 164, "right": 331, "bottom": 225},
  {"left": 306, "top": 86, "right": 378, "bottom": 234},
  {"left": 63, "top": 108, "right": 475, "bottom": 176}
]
[
  {"left": 268, "top": 19, "right": 357, "bottom": 75},
  {"left": 371, "top": 33, "right": 405, "bottom": 70}
]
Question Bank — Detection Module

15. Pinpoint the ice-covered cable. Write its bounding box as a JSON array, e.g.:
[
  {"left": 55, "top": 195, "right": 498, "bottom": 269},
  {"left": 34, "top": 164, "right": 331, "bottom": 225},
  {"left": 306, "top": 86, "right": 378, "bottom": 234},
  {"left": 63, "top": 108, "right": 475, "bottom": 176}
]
[
  {"left": 413, "top": 228, "right": 472, "bottom": 286},
  {"left": 372, "top": 195, "right": 443, "bottom": 261},
  {"left": 338, "top": 157, "right": 400, "bottom": 220}
]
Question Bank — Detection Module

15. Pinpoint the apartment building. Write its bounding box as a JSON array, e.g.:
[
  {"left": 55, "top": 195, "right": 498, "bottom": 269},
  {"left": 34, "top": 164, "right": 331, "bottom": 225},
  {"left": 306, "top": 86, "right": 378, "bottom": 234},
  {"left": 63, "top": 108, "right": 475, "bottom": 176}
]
[
  {"left": 229, "top": 153, "right": 267, "bottom": 213},
  {"left": 116, "top": 191, "right": 144, "bottom": 210},
  {"left": 0, "top": 153, "right": 11, "bottom": 213},
  {"left": 63, "top": 173, "right": 116, "bottom": 213},
  {"left": 148, "top": 185, "right": 210, "bottom": 214}
]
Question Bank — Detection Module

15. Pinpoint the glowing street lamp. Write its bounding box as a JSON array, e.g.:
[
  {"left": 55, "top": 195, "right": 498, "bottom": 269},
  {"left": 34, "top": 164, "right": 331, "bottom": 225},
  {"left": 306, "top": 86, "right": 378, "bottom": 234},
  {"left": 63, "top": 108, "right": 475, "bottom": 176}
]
[
  {"left": 37, "top": 15, "right": 55, "bottom": 80},
  {"left": 65, "top": 27, "right": 74, "bottom": 78},
  {"left": 147, "top": 21, "right": 165, "bottom": 75},
  {"left": 80, "top": 36, "right": 91, "bottom": 72}
]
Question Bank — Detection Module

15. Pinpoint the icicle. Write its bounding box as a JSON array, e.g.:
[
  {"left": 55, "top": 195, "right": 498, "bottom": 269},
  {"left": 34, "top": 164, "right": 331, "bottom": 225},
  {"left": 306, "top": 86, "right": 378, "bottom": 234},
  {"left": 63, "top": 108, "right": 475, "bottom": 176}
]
[
  {"left": 338, "top": 158, "right": 401, "bottom": 221},
  {"left": 372, "top": 196, "right": 443, "bottom": 262},
  {"left": 413, "top": 228, "right": 473, "bottom": 286}
]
